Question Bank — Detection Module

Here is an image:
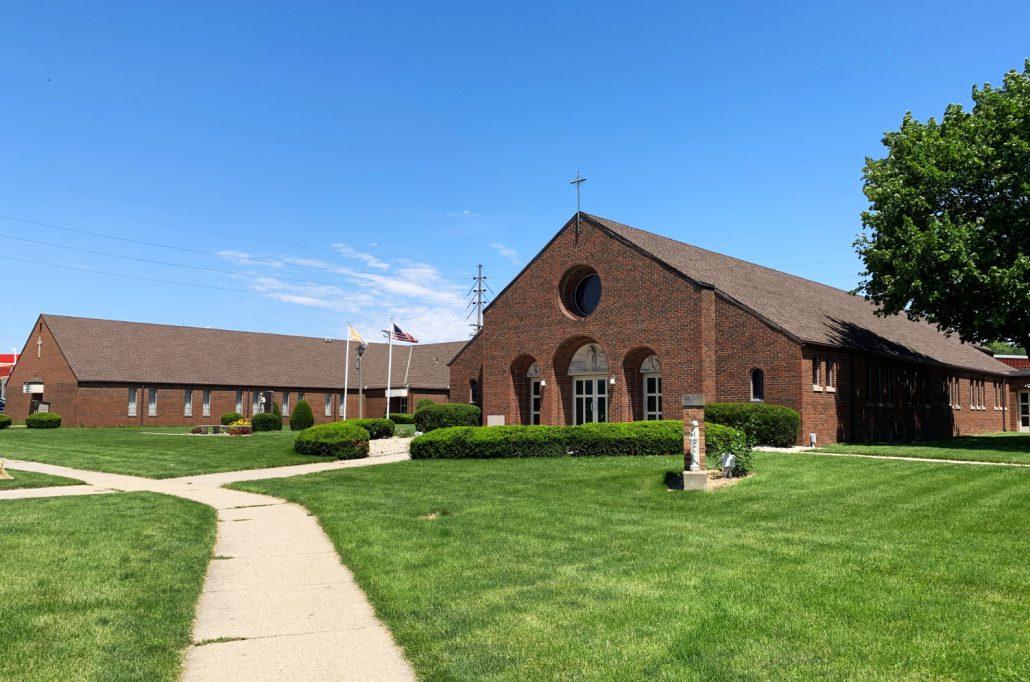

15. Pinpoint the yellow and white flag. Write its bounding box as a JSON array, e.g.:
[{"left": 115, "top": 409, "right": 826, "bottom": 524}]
[{"left": 348, "top": 326, "right": 366, "bottom": 345}]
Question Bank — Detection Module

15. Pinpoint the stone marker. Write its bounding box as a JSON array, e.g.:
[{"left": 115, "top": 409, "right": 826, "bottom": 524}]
[{"left": 681, "top": 395, "right": 708, "bottom": 491}]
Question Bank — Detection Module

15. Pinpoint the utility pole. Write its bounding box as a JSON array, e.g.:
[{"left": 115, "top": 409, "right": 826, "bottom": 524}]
[{"left": 466, "top": 264, "right": 488, "bottom": 336}]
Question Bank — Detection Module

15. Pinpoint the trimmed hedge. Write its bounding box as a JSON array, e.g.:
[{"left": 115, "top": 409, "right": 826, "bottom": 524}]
[
  {"left": 342, "top": 418, "right": 394, "bottom": 439},
  {"left": 705, "top": 422, "right": 753, "bottom": 476},
  {"left": 410, "top": 420, "right": 754, "bottom": 475},
  {"left": 251, "top": 412, "right": 283, "bottom": 432},
  {"left": 412, "top": 420, "right": 682, "bottom": 459},
  {"left": 416, "top": 399, "right": 435, "bottom": 411},
  {"left": 294, "top": 422, "right": 370, "bottom": 459},
  {"left": 414, "top": 403, "right": 481, "bottom": 432},
  {"left": 26, "top": 412, "right": 61, "bottom": 429},
  {"left": 0, "top": 414, "right": 12, "bottom": 429},
  {"left": 221, "top": 412, "right": 244, "bottom": 426},
  {"left": 290, "top": 399, "right": 314, "bottom": 431},
  {"left": 705, "top": 402, "right": 800, "bottom": 447},
  {"left": 389, "top": 412, "right": 415, "bottom": 425}
]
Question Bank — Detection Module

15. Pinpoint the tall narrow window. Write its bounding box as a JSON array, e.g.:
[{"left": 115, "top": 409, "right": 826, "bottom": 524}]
[
  {"left": 398, "top": 396, "right": 408, "bottom": 413},
  {"left": 235, "top": 390, "right": 243, "bottom": 414},
  {"left": 282, "top": 392, "right": 290, "bottom": 416},
  {"left": 750, "top": 368, "right": 765, "bottom": 402},
  {"left": 812, "top": 356, "right": 821, "bottom": 389},
  {"left": 298, "top": 392, "right": 305, "bottom": 402},
  {"left": 530, "top": 379, "right": 542, "bottom": 424},
  {"left": 825, "top": 359, "right": 835, "bottom": 391},
  {"left": 184, "top": 389, "right": 193, "bottom": 417},
  {"left": 128, "top": 387, "right": 137, "bottom": 417},
  {"left": 325, "top": 393, "right": 332, "bottom": 417},
  {"left": 644, "top": 375, "right": 663, "bottom": 420},
  {"left": 252, "top": 391, "right": 260, "bottom": 416},
  {"left": 203, "top": 389, "right": 211, "bottom": 417},
  {"left": 339, "top": 393, "right": 346, "bottom": 417},
  {"left": 148, "top": 388, "right": 158, "bottom": 417}
]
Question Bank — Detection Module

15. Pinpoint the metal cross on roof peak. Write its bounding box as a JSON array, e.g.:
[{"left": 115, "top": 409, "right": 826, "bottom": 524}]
[{"left": 570, "top": 171, "right": 586, "bottom": 235}]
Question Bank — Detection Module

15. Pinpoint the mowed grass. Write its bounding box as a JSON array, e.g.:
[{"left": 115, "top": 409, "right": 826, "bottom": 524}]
[
  {"left": 0, "top": 492, "right": 215, "bottom": 681},
  {"left": 817, "top": 432, "right": 1030, "bottom": 465},
  {"left": 0, "top": 427, "right": 322, "bottom": 478},
  {"left": 234, "top": 454, "right": 1030, "bottom": 680},
  {"left": 0, "top": 469, "right": 83, "bottom": 490}
]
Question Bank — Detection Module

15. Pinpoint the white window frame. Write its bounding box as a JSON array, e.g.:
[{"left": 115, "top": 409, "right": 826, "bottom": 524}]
[
  {"left": 282, "top": 392, "right": 290, "bottom": 416},
  {"left": 148, "top": 388, "right": 158, "bottom": 417},
  {"left": 811, "top": 356, "right": 822, "bottom": 391},
  {"left": 184, "top": 389, "right": 193, "bottom": 417},
  {"left": 643, "top": 373, "right": 662, "bottom": 420},
  {"left": 325, "top": 393, "right": 332, "bottom": 417},
  {"left": 339, "top": 393, "right": 346, "bottom": 417},
  {"left": 235, "top": 390, "right": 243, "bottom": 414},
  {"left": 252, "top": 390, "right": 260, "bottom": 416},
  {"left": 128, "top": 387, "right": 137, "bottom": 417},
  {"left": 750, "top": 368, "right": 764, "bottom": 402},
  {"left": 203, "top": 389, "right": 211, "bottom": 417},
  {"left": 825, "top": 359, "right": 836, "bottom": 393}
]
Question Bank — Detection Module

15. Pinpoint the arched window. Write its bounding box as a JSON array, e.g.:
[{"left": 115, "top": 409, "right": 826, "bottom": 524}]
[
  {"left": 469, "top": 379, "right": 480, "bottom": 406},
  {"left": 750, "top": 368, "right": 764, "bottom": 402}
]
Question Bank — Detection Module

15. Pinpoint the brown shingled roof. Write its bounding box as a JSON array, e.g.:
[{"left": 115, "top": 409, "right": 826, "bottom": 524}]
[
  {"left": 42, "top": 314, "right": 465, "bottom": 389},
  {"left": 582, "top": 214, "right": 1013, "bottom": 376}
]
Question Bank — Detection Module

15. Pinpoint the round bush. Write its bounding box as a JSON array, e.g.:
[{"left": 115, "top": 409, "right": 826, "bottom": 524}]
[
  {"left": 389, "top": 412, "right": 415, "bottom": 425},
  {"left": 221, "top": 412, "right": 244, "bottom": 426},
  {"left": 289, "top": 399, "right": 314, "bottom": 431},
  {"left": 416, "top": 399, "right": 435, "bottom": 411},
  {"left": 704, "top": 422, "right": 753, "bottom": 476},
  {"left": 26, "top": 412, "right": 61, "bottom": 429},
  {"left": 251, "top": 412, "right": 282, "bottom": 432},
  {"left": 414, "top": 403, "right": 481, "bottom": 432},
  {"left": 705, "top": 402, "right": 800, "bottom": 447},
  {"left": 0, "top": 414, "right": 12, "bottom": 429},
  {"left": 294, "top": 422, "right": 370, "bottom": 459},
  {"left": 342, "top": 418, "right": 394, "bottom": 439}
]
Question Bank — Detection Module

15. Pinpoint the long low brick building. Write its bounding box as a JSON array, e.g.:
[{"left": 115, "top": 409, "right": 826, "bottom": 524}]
[
  {"left": 449, "top": 213, "right": 1026, "bottom": 443},
  {"left": 6, "top": 314, "right": 464, "bottom": 427}
]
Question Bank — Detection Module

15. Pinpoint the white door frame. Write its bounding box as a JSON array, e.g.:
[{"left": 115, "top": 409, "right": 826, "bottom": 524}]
[
  {"left": 573, "top": 376, "right": 608, "bottom": 425},
  {"left": 1019, "top": 391, "right": 1030, "bottom": 433}
]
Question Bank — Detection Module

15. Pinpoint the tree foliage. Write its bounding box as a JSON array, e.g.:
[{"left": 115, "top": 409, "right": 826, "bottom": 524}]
[{"left": 858, "top": 60, "right": 1030, "bottom": 352}]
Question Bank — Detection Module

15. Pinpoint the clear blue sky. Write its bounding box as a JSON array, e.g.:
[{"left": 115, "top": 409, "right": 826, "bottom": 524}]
[{"left": 3, "top": 1, "right": 1028, "bottom": 351}]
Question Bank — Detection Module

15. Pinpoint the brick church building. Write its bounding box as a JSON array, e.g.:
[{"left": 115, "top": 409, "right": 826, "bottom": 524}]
[
  {"left": 449, "top": 214, "right": 1022, "bottom": 443},
  {"left": 6, "top": 315, "right": 463, "bottom": 427}
]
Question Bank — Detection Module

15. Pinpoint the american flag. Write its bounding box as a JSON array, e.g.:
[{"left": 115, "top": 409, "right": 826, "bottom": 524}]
[{"left": 389, "top": 323, "right": 418, "bottom": 344}]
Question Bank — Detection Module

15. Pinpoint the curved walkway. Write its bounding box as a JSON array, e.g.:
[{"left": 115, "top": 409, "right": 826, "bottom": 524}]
[{"left": 1, "top": 448, "right": 417, "bottom": 682}]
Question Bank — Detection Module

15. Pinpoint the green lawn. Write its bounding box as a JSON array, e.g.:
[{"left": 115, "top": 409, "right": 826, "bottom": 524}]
[
  {"left": 0, "top": 427, "right": 323, "bottom": 478},
  {"left": 234, "top": 453, "right": 1030, "bottom": 680},
  {"left": 0, "top": 492, "right": 215, "bottom": 681},
  {"left": 0, "top": 469, "right": 83, "bottom": 490},
  {"left": 817, "top": 432, "right": 1030, "bottom": 465}
]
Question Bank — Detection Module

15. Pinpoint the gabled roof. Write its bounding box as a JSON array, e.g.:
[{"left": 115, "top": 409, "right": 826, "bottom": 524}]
[
  {"left": 41, "top": 314, "right": 464, "bottom": 389},
  {"left": 584, "top": 214, "right": 1013, "bottom": 376}
]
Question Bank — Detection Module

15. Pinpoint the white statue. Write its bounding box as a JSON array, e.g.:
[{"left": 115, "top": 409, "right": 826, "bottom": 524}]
[{"left": 689, "top": 420, "right": 700, "bottom": 472}]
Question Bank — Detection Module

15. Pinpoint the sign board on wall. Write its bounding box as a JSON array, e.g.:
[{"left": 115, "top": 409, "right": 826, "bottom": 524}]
[
  {"left": 385, "top": 388, "right": 409, "bottom": 398},
  {"left": 23, "top": 382, "right": 44, "bottom": 394}
]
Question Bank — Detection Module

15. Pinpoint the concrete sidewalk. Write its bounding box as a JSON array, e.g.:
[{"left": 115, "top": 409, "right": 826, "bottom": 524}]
[{"left": 2, "top": 452, "right": 417, "bottom": 682}]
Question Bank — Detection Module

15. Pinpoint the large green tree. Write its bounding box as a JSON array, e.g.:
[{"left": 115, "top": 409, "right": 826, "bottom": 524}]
[{"left": 858, "top": 60, "right": 1030, "bottom": 353}]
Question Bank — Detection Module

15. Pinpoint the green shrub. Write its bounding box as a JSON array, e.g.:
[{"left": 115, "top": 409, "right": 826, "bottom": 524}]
[
  {"left": 416, "top": 399, "right": 435, "bottom": 411},
  {"left": 221, "top": 412, "right": 244, "bottom": 426},
  {"left": 273, "top": 401, "right": 282, "bottom": 420},
  {"left": 706, "top": 402, "right": 800, "bottom": 447},
  {"left": 414, "top": 403, "right": 481, "bottom": 432},
  {"left": 343, "top": 418, "right": 394, "bottom": 439},
  {"left": 389, "top": 412, "right": 415, "bottom": 425},
  {"left": 565, "top": 421, "right": 681, "bottom": 457},
  {"left": 412, "top": 420, "right": 684, "bottom": 459},
  {"left": 0, "top": 414, "right": 12, "bottom": 429},
  {"left": 26, "top": 412, "right": 61, "bottom": 429},
  {"left": 251, "top": 412, "right": 282, "bottom": 432},
  {"left": 294, "top": 422, "right": 369, "bottom": 459},
  {"left": 705, "top": 422, "right": 753, "bottom": 476},
  {"left": 290, "top": 399, "right": 314, "bottom": 431}
]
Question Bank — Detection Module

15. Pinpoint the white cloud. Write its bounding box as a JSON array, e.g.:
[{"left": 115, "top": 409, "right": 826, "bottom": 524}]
[
  {"left": 217, "top": 250, "right": 284, "bottom": 268},
  {"left": 446, "top": 210, "right": 482, "bottom": 218},
  {"left": 218, "top": 249, "right": 470, "bottom": 341},
  {"left": 331, "top": 243, "right": 389, "bottom": 270},
  {"left": 490, "top": 242, "right": 521, "bottom": 265}
]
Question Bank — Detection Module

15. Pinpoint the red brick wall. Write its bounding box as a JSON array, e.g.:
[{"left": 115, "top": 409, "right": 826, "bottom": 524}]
[
  {"left": 449, "top": 220, "right": 714, "bottom": 426},
  {"left": 6, "top": 317, "right": 79, "bottom": 424}
]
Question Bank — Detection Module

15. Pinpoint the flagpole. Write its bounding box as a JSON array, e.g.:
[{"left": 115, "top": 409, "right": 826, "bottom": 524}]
[
  {"left": 385, "top": 317, "right": 394, "bottom": 418},
  {"left": 342, "top": 323, "right": 351, "bottom": 421}
]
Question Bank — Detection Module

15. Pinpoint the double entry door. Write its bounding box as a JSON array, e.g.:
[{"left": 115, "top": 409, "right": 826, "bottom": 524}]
[
  {"left": 574, "top": 377, "right": 608, "bottom": 425},
  {"left": 1020, "top": 391, "right": 1030, "bottom": 433}
]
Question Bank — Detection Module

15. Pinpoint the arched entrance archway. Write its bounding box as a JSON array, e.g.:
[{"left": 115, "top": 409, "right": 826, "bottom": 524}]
[
  {"left": 509, "top": 354, "right": 538, "bottom": 425},
  {"left": 622, "top": 347, "right": 662, "bottom": 421},
  {"left": 567, "top": 342, "right": 610, "bottom": 425}
]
